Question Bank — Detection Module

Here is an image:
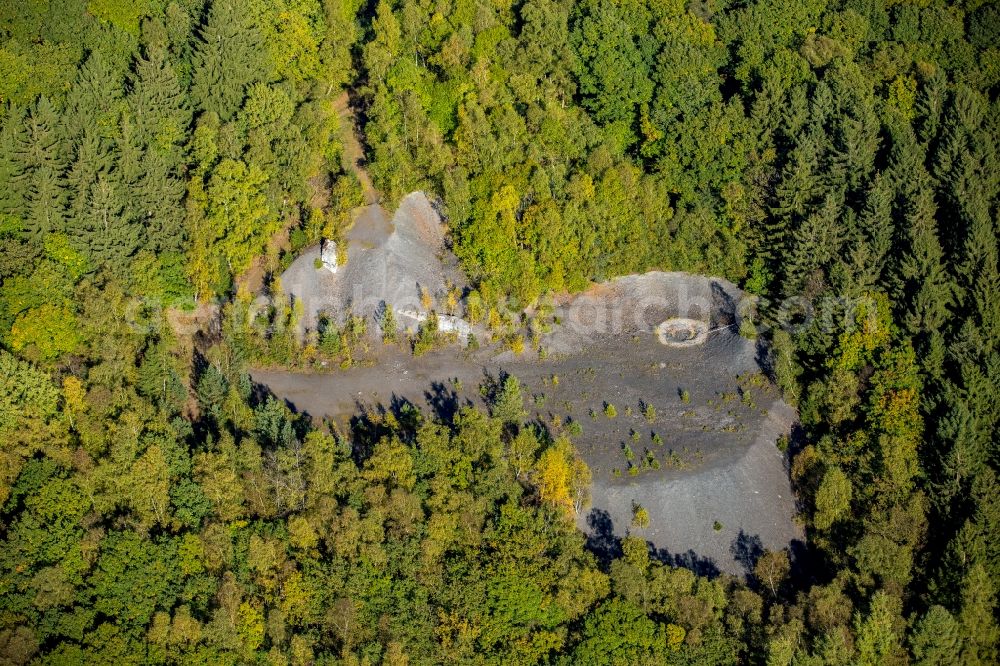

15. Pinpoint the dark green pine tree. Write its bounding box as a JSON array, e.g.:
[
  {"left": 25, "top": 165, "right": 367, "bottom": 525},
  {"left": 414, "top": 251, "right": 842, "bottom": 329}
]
[
  {"left": 835, "top": 109, "right": 881, "bottom": 195},
  {"left": 955, "top": 180, "right": 999, "bottom": 326},
  {"left": 135, "top": 150, "right": 186, "bottom": 252},
  {"left": 128, "top": 42, "right": 191, "bottom": 252},
  {"left": 783, "top": 192, "right": 844, "bottom": 297},
  {"left": 66, "top": 130, "right": 114, "bottom": 223},
  {"left": 893, "top": 165, "right": 955, "bottom": 393},
  {"left": 897, "top": 186, "right": 954, "bottom": 336},
  {"left": 74, "top": 174, "right": 140, "bottom": 275},
  {"left": 887, "top": 120, "right": 933, "bottom": 201},
  {"left": 766, "top": 130, "right": 823, "bottom": 278},
  {"left": 15, "top": 98, "right": 69, "bottom": 237},
  {"left": 916, "top": 68, "right": 947, "bottom": 146},
  {"left": 164, "top": 3, "right": 197, "bottom": 88},
  {"left": 780, "top": 84, "right": 810, "bottom": 141},
  {"left": 62, "top": 50, "right": 125, "bottom": 145},
  {"left": 0, "top": 107, "right": 27, "bottom": 216},
  {"left": 844, "top": 173, "right": 894, "bottom": 293},
  {"left": 115, "top": 116, "right": 144, "bottom": 192},
  {"left": 932, "top": 381, "right": 990, "bottom": 515},
  {"left": 191, "top": 0, "right": 268, "bottom": 122},
  {"left": 25, "top": 167, "right": 69, "bottom": 237},
  {"left": 129, "top": 42, "right": 191, "bottom": 164}
]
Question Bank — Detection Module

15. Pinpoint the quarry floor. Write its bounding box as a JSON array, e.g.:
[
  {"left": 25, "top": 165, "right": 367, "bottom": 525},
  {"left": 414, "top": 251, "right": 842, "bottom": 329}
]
[{"left": 252, "top": 327, "right": 804, "bottom": 576}]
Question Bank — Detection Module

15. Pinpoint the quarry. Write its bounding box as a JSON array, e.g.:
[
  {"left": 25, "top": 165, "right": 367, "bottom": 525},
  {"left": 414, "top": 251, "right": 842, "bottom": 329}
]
[{"left": 253, "top": 192, "right": 803, "bottom": 576}]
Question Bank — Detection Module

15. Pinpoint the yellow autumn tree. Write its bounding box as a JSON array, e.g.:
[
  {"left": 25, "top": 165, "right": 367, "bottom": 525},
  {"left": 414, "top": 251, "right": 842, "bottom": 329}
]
[
  {"left": 535, "top": 436, "right": 591, "bottom": 517},
  {"left": 61, "top": 375, "right": 86, "bottom": 428}
]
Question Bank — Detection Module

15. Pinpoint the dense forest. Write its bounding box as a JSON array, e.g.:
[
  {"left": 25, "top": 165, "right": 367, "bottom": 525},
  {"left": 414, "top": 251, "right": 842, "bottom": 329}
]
[{"left": 2, "top": 0, "right": 999, "bottom": 663}]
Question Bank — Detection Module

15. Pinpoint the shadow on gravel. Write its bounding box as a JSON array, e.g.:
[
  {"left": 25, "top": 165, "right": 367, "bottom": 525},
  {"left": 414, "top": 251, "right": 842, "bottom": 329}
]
[
  {"left": 424, "top": 381, "right": 468, "bottom": 423},
  {"left": 584, "top": 508, "right": 722, "bottom": 578},
  {"left": 711, "top": 280, "right": 737, "bottom": 328},
  {"left": 584, "top": 509, "right": 622, "bottom": 568},
  {"left": 731, "top": 530, "right": 765, "bottom": 576},
  {"left": 651, "top": 547, "right": 721, "bottom": 578}
]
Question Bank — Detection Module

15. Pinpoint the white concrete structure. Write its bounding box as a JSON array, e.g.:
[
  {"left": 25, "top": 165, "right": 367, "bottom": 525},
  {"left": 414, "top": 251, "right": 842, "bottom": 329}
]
[
  {"left": 396, "top": 309, "right": 473, "bottom": 340},
  {"left": 656, "top": 318, "right": 710, "bottom": 347},
  {"left": 320, "top": 239, "right": 339, "bottom": 273}
]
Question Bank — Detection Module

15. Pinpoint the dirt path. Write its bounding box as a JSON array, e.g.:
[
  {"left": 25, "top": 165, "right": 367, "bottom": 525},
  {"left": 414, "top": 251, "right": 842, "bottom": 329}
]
[{"left": 333, "top": 92, "right": 379, "bottom": 205}]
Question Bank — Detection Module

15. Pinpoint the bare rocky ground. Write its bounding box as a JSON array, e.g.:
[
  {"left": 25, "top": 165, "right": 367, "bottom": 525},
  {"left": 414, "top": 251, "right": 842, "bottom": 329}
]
[
  {"left": 279, "top": 192, "right": 468, "bottom": 336},
  {"left": 253, "top": 192, "right": 803, "bottom": 576}
]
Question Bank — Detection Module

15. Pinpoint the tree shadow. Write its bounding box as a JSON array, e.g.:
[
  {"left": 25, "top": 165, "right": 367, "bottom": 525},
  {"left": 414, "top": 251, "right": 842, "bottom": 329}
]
[
  {"left": 730, "top": 529, "right": 765, "bottom": 577},
  {"left": 478, "top": 367, "right": 504, "bottom": 406},
  {"left": 584, "top": 509, "right": 622, "bottom": 568},
  {"left": 389, "top": 394, "right": 422, "bottom": 440},
  {"left": 423, "top": 380, "right": 470, "bottom": 423},
  {"left": 348, "top": 391, "right": 430, "bottom": 461},
  {"left": 710, "top": 280, "right": 737, "bottom": 328},
  {"left": 583, "top": 509, "right": 724, "bottom": 578},
  {"left": 650, "top": 545, "right": 721, "bottom": 579}
]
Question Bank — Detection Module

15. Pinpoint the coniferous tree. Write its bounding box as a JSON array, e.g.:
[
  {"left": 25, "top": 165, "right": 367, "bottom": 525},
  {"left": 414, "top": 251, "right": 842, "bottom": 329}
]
[
  {"left": 129, "top": 42, "right": 190, "bottom": 165},
  {"left": 74, "top": 173, "right": 139, "bottom": 274},
  {"left": 62, "top": 51, "right": 125, "bottom": 146},
  {"left": 66, "top": 130, "right": 113, "bottom": 223},
  {"left": 897, "top": 186, "right": 953, "bottom": 339},
  {"left": 844, "top": 173, "right": 894, "bottom": 293},
  {"left": 125, "top": 40, "right": 190, "bottom": 254},
  {"left": 115, "top": 112, "right": 143, "bottom": 177},
  {"left": 0, "top": 108, "right": 27, "bottom": 216},
  {"left": 916, "top": 69, "right": 947, "bottom": 146},
  {"left": 135, "top": 150, "right": 186, "bottom": 252},
  {"left": 14, "top": 97, "right": 68, "bottom": 237},
  {"left": 191, "top": 0, "right": 268, "bottom": 122},
  {"left": 784, "top": 193, "right": 844, "bottom": 297},
  {"left": 24, "top": 167, "right": 68, "bottom": 237},
  {"left": 768, "top": 131, "right": 823, "bottom": 279}
]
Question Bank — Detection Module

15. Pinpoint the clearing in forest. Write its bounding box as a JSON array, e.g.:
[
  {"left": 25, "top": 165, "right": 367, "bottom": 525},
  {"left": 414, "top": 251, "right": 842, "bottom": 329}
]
[{"left": 254, "top": 193, "right": 802, "bottom": 576}]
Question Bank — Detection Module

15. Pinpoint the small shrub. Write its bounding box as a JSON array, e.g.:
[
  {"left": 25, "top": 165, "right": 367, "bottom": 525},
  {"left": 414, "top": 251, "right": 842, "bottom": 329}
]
[
  {"left": 642, "top": 402, "right": 656, "bottom": 423},
  {"left": 625, "top": 405, "right": 633, "bottom": 417},
  {"left": 680, "top": 389, "right": 690, "bottom": 403},
  {"left": 506, "top": 334, "right": 525, "bottom": 355},
  {"left": 412, "top": 312, "right": 440, "bottom": 356},
  {"left": 713, "top": 520, "right": 723, "bottom": 531},
  {"left": 604, "top": 402, "right": 617, "bottom": 418},
  {"left": 645, "top": 450, "right": 659, "bottom": 469},
  {"left": 567, "top": 420, "right": 583, "bottom": 437},
  {"left": 613, "top": 468, "right": 622, "bottom": 478},
  {"left": 589, "top": 408, "right": 598, "bottom": 420},
  {"left": 628, "top": 466, "right": 639, "bottom": 477},
  {"left": 319, "top": 328, "right": 343, "bottom": 357},
  {"left": 533, "top": 393, "right": 546, "bottom": 407},
  {"left": 313, "top": 257, "right": 323, "bottom": 269},
  {"left": 632, "top": 503, "right": 650, "bottom": 529},
  {"left": 379, "top": 306, "right": 398, "bottom": 344},
  {"left": 651, "top": 432, "right": 663, "bottom": 445},
  {"left": 623, "top": 444, "right": 635, "bottom": 460},
  {"left": 630, "top": 429, "right": 640, "bottom": 442}
]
